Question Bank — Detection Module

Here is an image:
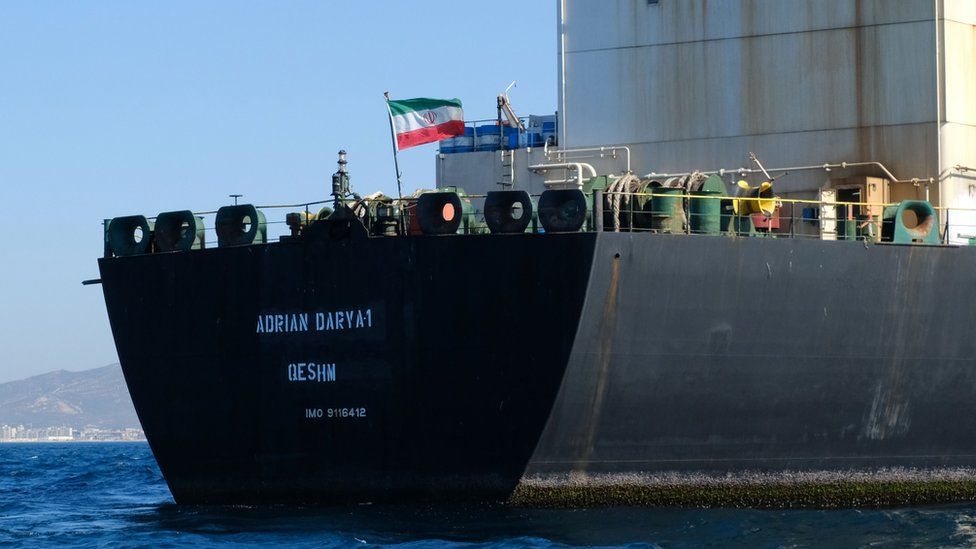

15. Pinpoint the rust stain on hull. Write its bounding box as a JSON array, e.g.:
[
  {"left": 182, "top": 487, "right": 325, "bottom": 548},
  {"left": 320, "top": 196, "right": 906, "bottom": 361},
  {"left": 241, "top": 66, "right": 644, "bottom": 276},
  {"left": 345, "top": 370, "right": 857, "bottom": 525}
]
[{"left": 573, "top": 253, "right": 621, "bottom": 472}]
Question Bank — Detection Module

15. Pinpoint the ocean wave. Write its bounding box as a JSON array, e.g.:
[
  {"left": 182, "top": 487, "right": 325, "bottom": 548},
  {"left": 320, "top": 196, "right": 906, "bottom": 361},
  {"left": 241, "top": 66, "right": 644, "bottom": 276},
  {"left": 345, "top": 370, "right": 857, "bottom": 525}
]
[{"left": 2, "top": 443, "right": 976, "bottom": 547}]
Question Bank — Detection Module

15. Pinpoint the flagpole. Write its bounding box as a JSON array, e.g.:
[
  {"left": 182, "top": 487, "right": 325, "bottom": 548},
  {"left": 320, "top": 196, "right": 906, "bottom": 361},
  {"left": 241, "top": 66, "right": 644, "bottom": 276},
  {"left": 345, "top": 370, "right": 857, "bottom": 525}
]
[{"left": 384, "top": 92, "right": 404, "bottom": 201}]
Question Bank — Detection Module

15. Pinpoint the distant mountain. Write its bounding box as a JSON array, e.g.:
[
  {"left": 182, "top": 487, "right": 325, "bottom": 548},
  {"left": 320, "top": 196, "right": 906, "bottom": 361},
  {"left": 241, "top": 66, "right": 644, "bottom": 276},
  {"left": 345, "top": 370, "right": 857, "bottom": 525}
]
[{"left": 0, "top": 365, "right": 141, "bottom": 430}]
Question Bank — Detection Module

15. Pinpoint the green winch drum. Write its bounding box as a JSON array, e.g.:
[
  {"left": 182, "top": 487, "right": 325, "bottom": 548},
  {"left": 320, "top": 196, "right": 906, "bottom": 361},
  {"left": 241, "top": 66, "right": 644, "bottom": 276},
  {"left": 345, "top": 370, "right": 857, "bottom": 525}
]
[
  {"left": 105, "top": 215, "right": 154, "bottom": 257},
  {"left": 538, "top": 189, "right": 589, "bottom": 233},
  {"left": 154, "top": 210, "right": 205, "bottom": 252},
  {"left": 881, "top": 200, "right": 940, "bottom": 244},
  {"left": 650, "top": 187, "right": 684, "bottom": 232},
  {"left": 215, "top": 204, "right": 267, "bottom": 247},
  {"left": 629, "top": 181, "right": 661, "bottom": 230},
  {"left": 604, "top": 179, "right": 655, "bottom": 231},
  {"left": 689, "top": 190, "right": 722, "bottom": 235},
  {"left": 484, "top": 190, "right": 535, "bottom": 234}
]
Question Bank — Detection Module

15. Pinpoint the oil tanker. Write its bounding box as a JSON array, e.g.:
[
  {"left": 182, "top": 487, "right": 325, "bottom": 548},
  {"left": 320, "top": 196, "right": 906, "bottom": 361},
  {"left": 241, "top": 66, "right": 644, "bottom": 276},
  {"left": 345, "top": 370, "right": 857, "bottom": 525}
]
[
  {"left": 97, "top": 157, "right": 976, "bottom": 507},
  {"left": 96, "top": 1, "right": 976, "bottom": 507}
]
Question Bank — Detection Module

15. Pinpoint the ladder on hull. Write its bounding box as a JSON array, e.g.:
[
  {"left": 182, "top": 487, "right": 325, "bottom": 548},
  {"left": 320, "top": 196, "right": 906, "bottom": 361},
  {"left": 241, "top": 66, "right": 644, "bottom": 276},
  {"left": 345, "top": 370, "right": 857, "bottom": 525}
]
[{"left": 498, "top": 149, "right": 515, "bottom": 189}]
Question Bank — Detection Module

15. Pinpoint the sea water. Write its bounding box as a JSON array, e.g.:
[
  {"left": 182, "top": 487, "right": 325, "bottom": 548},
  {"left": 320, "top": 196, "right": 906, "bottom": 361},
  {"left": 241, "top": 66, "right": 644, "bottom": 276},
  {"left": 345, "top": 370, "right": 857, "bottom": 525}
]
[{"left": 2, "top": 443, "right": 975, "bottom": 547}]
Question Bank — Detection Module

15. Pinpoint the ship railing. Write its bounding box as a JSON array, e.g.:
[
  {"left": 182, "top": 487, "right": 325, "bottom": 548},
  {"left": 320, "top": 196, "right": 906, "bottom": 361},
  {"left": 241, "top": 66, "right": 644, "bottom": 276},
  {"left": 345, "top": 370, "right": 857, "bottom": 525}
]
[
  {"left": 446, "top": 117, "right": 534, "bottom": 153},
  {"left": 113, "top": 192, "right": 976, "bottom": 253},
  {"left": 350, "top": 192, "right": 976, "bottom": 245},
  {"left": 134, "top": 199, "right": 334, "bottom": 249},
  {"left": 414, "top": 190, "right": 976, "bottom": 245},
  {"left": 596, "top": 190, "right": 890, "bottom": 241},
  {"left": 596, "top": 190, "right": 976, "bottom": 245}
]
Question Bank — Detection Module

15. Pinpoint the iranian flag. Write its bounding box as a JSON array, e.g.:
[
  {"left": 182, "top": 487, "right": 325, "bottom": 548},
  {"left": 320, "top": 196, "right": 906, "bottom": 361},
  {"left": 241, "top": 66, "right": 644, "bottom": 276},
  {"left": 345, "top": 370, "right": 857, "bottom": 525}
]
[{"left": 387, "top": 97, "right": 464, "bottom": 150}]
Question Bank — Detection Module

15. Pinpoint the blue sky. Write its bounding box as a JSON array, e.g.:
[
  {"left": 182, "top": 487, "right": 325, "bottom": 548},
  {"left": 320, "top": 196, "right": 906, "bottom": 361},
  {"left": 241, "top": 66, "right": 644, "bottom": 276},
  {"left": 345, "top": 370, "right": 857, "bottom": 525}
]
[{"left": 0, "top": 1, "right": 556, "bottom": 382}]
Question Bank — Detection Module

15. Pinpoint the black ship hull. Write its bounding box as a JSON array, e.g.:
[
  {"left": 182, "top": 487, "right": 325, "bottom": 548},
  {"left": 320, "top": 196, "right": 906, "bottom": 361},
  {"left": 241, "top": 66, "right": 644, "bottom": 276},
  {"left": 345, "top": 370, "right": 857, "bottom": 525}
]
[{"left": 100, "top": 231, "right": 976, "bottom": 505}]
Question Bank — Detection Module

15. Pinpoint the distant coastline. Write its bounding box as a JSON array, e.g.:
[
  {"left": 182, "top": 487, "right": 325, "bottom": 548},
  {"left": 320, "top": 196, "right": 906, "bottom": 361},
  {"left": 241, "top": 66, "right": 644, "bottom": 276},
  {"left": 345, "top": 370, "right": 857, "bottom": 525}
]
[
  {"left": 0, "top": 439, "right": 146, "bottom": 444},
  {"left": 0, "top": 365, "right": 142, "bottom": 437},
  {"left": 1, "top": 424, "right": 145, "bottom": 443}
]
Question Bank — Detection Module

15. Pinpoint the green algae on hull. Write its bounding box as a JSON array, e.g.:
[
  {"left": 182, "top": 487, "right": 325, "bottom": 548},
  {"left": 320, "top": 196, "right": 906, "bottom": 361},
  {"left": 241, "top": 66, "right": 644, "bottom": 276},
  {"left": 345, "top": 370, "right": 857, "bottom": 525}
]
[{"left": 511, "top": 480, "right": 976, "bottom": 509}]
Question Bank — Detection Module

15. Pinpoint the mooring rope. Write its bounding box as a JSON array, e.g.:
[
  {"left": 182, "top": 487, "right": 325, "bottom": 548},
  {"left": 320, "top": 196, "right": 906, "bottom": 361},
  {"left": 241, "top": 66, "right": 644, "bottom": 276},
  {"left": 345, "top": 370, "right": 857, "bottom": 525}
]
[{"left": 606, "top": 173, "right": 643, "bottom": 232}]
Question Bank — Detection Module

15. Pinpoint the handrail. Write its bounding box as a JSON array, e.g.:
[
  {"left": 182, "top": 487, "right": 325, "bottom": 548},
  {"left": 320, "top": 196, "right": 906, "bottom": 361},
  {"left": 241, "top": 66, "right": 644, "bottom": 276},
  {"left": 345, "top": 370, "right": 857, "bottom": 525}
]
[
  {"left": 542, "top": 141, "right": 632, "bottom": 173},
  {"left": 254, "top": 199, "right": 332, "bottom": 210},
  {"left": 644, "top": 161, "right": 934, "bottom": 187},
  {"left": 465, "top": 117, "right": 528, "bottom": 126},
  {"left": 543, "top": 144, "right": 632, "bottom": 173},
  {"left": 606, "top": 190, "right": 974, "bottom": 217},
  {"left": 177, "top": 191, "right": 976, "bottom": 221},
  {"left": 116, "top": 189, "right": 976, "bottom": 253},
  {"left": 604, "top": 190, "right": 896, "bottom": 209},
  {"left": 528, "top": 162, "right": 598, "bottom": 188}
]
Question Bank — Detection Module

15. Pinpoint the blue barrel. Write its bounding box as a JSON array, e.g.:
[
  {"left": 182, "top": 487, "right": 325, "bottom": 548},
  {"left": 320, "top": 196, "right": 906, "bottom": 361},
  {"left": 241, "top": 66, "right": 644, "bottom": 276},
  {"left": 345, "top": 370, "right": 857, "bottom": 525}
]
[
  {"left": 439, "top": 137, "right": 456, "bottom": 154},
  {"left": 475, "top": 124, "right": 501, "bottom": 151},
  {"left": 454, "top": 126, "right": 475, "bottom": 153},
  {"left": 504, "top": 126, "right": 519, "bottom": 149}
]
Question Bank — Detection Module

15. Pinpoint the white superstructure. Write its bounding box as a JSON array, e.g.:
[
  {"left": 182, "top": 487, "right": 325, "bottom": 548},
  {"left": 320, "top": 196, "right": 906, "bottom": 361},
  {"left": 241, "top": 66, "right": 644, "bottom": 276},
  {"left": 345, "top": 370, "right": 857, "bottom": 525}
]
[{"left": 438, "top": 1, "right": 976, "bottom": 239}]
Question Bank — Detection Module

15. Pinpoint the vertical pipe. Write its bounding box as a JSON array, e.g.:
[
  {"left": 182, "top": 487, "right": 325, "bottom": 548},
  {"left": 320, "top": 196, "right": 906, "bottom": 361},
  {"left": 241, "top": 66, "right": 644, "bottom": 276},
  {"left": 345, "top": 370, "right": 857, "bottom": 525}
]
[
  {"left": 789, "top": 202, "right": 795, "bottom": 239},
  {"left": 935, "top": 0, "right": 945, "bottom": 218},
  {"left": 498, "top": 100, "right": 505, "bottom": 152},
  {"left": 558, "top": 0, "right": 567, "bottom": 149},
  {"left": 593, "top": 189, "right": 603, "bottom": 232},
  {"left": 629, "top": 190, "right": 634, "bottom": 231}
]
